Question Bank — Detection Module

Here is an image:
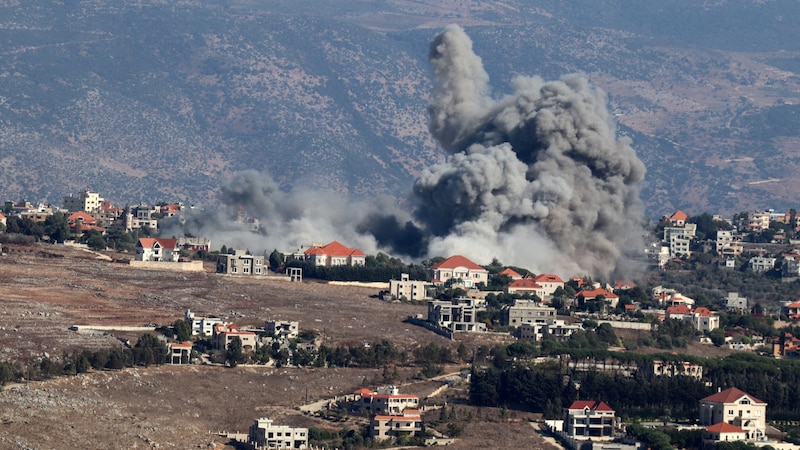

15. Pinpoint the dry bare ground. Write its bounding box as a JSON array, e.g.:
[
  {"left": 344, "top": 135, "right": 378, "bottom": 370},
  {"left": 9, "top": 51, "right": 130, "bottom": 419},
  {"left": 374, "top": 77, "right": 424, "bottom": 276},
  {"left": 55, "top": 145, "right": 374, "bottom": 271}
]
[{"left": 0, "top": 244, "right": 554, "bottom": 449}]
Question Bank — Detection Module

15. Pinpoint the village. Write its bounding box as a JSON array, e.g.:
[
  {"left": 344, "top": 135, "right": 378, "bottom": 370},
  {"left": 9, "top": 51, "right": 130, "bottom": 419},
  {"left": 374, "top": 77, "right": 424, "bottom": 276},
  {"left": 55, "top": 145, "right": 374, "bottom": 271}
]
[{"left": 3, "top": 189, "right": 800, "bottom": 449}]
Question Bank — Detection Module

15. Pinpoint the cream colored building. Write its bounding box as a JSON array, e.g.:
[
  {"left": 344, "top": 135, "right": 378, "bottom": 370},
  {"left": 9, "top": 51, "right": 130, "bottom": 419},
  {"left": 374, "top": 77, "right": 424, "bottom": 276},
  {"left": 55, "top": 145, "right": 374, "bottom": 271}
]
[
  {"left": 388, "top": 273, "right": 433, "bottom": 301},
  {"left": 699, "top": 387, "right": 767, "bottom": 441},
  {"left": 370, "top": 410, "right": 423, "bottom": 441},
  {"left": 63, "top": 189, "right": 104, "bottom": 212},
  {"left": 429, "top": 255, "right": 488, "bottom": 288},
  {"left": 503, "top": 300, "right": 556, "bottom": 327}
]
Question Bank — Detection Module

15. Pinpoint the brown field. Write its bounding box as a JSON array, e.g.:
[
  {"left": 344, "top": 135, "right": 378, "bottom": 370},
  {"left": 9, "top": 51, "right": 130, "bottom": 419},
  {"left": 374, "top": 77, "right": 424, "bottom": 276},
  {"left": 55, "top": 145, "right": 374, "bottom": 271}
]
[{"left": 0, "top": 244, "right": 554, "bottom": 449}]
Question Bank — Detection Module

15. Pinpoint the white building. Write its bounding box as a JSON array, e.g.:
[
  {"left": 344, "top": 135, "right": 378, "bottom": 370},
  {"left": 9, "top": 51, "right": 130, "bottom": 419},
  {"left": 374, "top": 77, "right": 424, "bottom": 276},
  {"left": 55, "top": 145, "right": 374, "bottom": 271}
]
[
  {"left": 355, "top": 386, "right": 420, "bottom": 415},
  {"left": 749, "top": 256, "right": 776, "bottom": 273},
  {"left": 563, "top": 400, "right": 616, "bottom": 441},
  {"left": 63, "top": 189, "right": 104, "bottom": 212},
  {"left": 248, "top": 417, "right": 308, "bottom": 450},
  {"left": 388, "top": 273, "right": 433, "bottom": 301},
  {"left": 185, "top": 309, "right": 227, "bottom": 337},
  {"left": 519, "top": 319, "right": 582, "bottom": 342},
  {"left": 699, "top": 387, "right": 767, "bottom": 442},
  {"left": 429, "top": 255, "right": 489, "bottom": 288},
  {"left": 135, "top": 238, "right": 179, "bottom": 262}
]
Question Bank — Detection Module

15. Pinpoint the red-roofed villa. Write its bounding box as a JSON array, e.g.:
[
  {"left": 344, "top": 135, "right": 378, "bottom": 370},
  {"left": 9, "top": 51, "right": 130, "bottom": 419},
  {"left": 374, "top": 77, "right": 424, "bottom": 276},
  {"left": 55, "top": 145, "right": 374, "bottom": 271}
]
[
  {"left": 304, "top": 241, "right": 366, "bottom": 267},
  {"left": 563, "top": 400, "right": 616, "bottom": 441},
  {"left": 699, "top": 387, "right": 767, "bottom": 442},
  {"left": 429, "top": 255, "right": 488, "bottom": 288},
  {"left": 135, "top": 238, "right": 179, "bottom": 262}
]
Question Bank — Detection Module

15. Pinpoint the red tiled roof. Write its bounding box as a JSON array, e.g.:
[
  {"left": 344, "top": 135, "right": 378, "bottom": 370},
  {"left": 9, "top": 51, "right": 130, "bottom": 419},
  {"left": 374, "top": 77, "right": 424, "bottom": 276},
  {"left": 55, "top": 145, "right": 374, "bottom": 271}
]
[
  {"left": 67, "top": 211, "right": 96, "bottom": 224},
  {"left": 373, "top": 414, "right": 420, "bottom": 421},
  {"left": 666, "top": 304, "right": 692, "bottom": 315},
  {"left": 701, "top": 387, "right": 765, "bottom": 405},
  {"left": 694, "top": 307, "right": 714, "bottom": 317},
  {"left": 170, "top": 342, "right": 193, "bottom": 349},
  {"left": 533, "top": 274, "right": 565, "bottom": 283},
  {"left": 507, "top": 279, "right": 543, "bottom": 289},
  {"left": 304, "top": 241, "right": 365, "bottom": 258},
  {"left": 786, "top": 300, "right": 800, "bottom": 308},
  {"left": 574, "top": 288, "right": 618, "bottom": 299},
  {"left": 499, "top": 268, "right": 522, "bottom": 278},
  {"left": 137, "top": 238, "right": 178, "bottom": 249},
  {"left": 568, "top": 400, "right": 614, "bottom": 412},
  {"left": 354, "top": 388, "right": 373, "bottom": 396},
  {"left": 624, "top": 304, "right": 636, "bottom": 310},
  {"left": 705, "top": 422, "right": 746, "bottom": 433},
  {"left": 614, "top": 280, "right": 636, "bottom": 289},
  {"left": 431, "top": 255, "right": 485, "bottom": 271},
  {"left": 670, "top": 210, "right": 688, "bottom": 221}
]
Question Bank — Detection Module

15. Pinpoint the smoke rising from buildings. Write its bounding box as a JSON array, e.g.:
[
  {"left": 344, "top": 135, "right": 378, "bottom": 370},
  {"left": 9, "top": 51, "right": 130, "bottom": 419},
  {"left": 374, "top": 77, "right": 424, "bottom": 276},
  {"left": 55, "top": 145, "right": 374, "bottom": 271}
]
[{"left": 165, "top": 24, "right": 648, "bottom": 280}]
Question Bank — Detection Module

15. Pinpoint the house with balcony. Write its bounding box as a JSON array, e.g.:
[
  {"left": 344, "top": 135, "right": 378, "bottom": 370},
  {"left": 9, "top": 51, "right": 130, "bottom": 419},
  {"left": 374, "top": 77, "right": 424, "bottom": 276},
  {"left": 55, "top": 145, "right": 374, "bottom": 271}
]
[
  {"left": 519, "top": 319, "right": 581, "bottom": 342},
  {"left": 505, "top": 278, "right": 546, "bottom": 297},
  {"left": 429, "top": 255, "right": 488, "bottom": 288},
  {"left": 665, "top": 304, "right": 720, "bottom": 332},
  {"left": 563, "top": 400, "right": 616, "bottom": 441},
  {"left": 135, "top": 238, "right": 179, "bottom": 262},
  {"left": 532, "top": 274, "right": 565, "bottom": 297},
  {"left": 184, "top": 309, "right": 227, "bottom": 337},
  {"left": 699, "top": 387, "right": 767, "bottom": 442},
  {"left": 427, "top": 297, "right": 486, "bottom": 333},
  {"left": 354, "top": 386, "right": 420, "bottom": 415},
  {"left": 168, "top": 342, "right": 192, "bottom": 364},
  {"left": 217, "top": 250, "right": 265, "bottom": 275},
  {"left": 213, "top": 323, "right": 257, "bottom": 352},
  {"left": 502, "top": 300, "right": 556, "bottom": 327},
  {"left": 370, "top": 410, "right": 423, "bottom": 441},
  {"left": 574, "top": 288, "right": 619, "bottom": 310}
]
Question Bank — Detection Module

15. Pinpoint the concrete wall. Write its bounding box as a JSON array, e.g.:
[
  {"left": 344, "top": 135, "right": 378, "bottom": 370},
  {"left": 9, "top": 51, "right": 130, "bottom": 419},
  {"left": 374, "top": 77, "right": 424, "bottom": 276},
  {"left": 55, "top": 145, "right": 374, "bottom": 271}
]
[
  {"left": 129, "top": 260, "right": 204, "bottom": 272},
  {"left": 596, "top": 320, "right": 652, "bottom": 331}
]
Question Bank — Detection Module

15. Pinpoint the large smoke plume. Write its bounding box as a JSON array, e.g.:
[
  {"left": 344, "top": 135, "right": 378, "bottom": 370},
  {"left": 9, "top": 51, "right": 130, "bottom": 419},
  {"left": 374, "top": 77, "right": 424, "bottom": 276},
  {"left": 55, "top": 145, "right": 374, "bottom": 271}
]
[{"left": 164, "top": 24, "right": 648, "bottom": 281}]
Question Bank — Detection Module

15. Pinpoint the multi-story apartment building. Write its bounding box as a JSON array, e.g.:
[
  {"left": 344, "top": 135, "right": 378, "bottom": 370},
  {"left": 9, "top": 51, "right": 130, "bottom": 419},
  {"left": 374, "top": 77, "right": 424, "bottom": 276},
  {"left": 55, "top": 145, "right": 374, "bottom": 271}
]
[
  {"left": 63, "top": 189, "right": 104, "bottom": 212},
  {"left": 184, "top": 309, "right": 226, "bottom": 337},
  {"left": 370, "top": 410, "right": 423, "bottom": 441},
  {"left": 354, "top": 386, "right": 420, "bottom": 415},
  {"left": 519, "top": 319, "right": 581, "bottom": 342},
  {"left": 427, "top": 297, "right": 486, "bottom": 333},
  {"left": 264, "top": 320, "right": 299, "bottom": 340},
  {"left": 502, "top": 300, "right": 556, "bottom": 327},
  {"left": 388, "top": 273, "right": 433, "bottom": 301},
  {"left": 216, "top": 250, "right": 265, "bottom": 275}
]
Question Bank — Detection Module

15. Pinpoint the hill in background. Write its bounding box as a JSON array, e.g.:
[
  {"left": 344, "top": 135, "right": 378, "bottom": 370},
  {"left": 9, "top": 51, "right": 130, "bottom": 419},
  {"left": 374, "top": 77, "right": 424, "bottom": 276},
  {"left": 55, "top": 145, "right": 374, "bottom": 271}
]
[{"left": 1, "top": 0, "right": 799, "bottom": 218}]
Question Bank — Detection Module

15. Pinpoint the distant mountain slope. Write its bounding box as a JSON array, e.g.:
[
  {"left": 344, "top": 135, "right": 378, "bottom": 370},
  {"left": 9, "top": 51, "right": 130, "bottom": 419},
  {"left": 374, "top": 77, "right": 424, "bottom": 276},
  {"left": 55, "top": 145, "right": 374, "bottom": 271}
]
[{"left": 0, "top": 0, "right": 798, "bottom": 218}]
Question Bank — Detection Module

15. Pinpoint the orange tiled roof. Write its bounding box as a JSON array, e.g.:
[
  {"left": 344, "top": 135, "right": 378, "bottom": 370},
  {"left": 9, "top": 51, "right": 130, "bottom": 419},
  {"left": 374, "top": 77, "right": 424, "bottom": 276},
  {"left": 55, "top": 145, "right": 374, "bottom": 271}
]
[
  {"left": 533, "top": 274, "right": 565, "bottom": 283},
  {"left": 786, "top": 300, "right": 800, "bottom": 309},
  {"left": 705, "top": 422, "right": 746, "bottom": 433},
  {"left": 507, "top": 279, "right": 543, "bottom": 289},
  {"left": 701, "top": 387, "right": 765, "bottom": 405},
  {"left": 670, "top": 210, "right": 688, "bottom": 221},
  {"left": 137, "top": 238, "right": 178, "bottom": 249},
  {"left": 499, "top": 268, "right": 522, "bottom": 278},
  {"left": 574, "top": 288, "right": 618, "bottom": 299},
  {"left": 694, "top": 307, "right": 714, "bottom": 317},
  {"left": 568, "top": 400, "right": 614, "bottom": 412},
  {"left": 666, "top": 304, "right": 692, "bottom": 315},
  {"left": 431, "top": 255, "right": 485, "bottom": 271},
  {"left": 304, "top": 241, "right": 365, "bottom": 258},
  {"left": 67, "top": 211, "right": 96, "bottom": 224}
]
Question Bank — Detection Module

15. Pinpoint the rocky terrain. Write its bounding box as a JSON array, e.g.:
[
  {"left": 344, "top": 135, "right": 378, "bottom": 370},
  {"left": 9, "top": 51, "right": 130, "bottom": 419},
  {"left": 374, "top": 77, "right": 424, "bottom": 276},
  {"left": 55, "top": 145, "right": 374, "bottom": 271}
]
[{"left": 0, "top": 244, "right": 559, "bottom": 449}]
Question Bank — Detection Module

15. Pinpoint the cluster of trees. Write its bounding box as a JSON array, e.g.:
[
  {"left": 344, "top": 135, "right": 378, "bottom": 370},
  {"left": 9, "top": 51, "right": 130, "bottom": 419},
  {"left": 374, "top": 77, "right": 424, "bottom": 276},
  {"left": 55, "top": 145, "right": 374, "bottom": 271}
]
[
  {"left": 284, "top": 259, "right": 427, "bottom": 283},
  {"left": 469, "top": 340, "right": 800, "bottom": 422},
  {"left": 0, "top": 334, "right": 168, "bottom": 385}
]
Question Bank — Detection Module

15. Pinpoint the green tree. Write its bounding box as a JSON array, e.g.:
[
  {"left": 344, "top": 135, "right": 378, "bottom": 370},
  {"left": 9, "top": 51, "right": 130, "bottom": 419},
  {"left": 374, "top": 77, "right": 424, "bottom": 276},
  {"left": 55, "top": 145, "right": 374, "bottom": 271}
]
[
  {"left": 226, "top": 336, "right": 244, "bottom": 368},
  {"left": 43, "top": 212, "right": 70, "bottom": 243},
  {"left": 173, "top": 319, "right": 192, "bottom": 342},
  {"left": 84, "top": 230, "right": 106, "bottom": 251},
  {"left": 268, "top": 249, "right": 283, "bottom": 271}
]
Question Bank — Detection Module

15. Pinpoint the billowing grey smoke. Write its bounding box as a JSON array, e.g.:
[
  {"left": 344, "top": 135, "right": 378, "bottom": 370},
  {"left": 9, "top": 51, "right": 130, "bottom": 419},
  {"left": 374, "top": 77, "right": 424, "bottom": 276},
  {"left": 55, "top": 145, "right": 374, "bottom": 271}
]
[
  {"left": 410, "top": 24, "right": 647, "bottom": 280},
  {"left": 164, "top": 24, "right": 647, "bottom": 281}
]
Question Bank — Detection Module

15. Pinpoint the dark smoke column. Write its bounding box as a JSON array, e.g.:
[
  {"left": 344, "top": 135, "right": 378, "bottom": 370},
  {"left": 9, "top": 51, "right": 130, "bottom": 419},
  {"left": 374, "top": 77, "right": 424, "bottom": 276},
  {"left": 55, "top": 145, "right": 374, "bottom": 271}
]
[{"left": 415, "top": 24, "right": 647, "bottom": 280}]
